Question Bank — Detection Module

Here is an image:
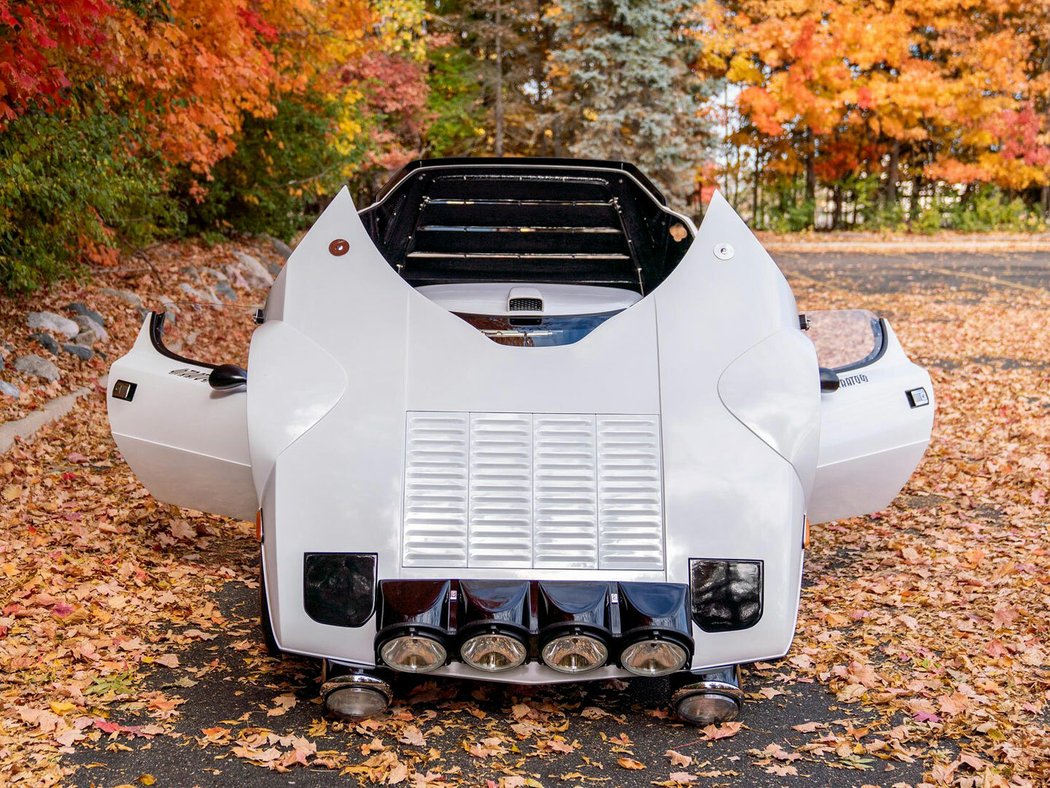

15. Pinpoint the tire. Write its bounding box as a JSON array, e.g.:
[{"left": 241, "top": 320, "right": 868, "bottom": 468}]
[{"left": 260, "top": 569, "right": 281, "bottom": 657}]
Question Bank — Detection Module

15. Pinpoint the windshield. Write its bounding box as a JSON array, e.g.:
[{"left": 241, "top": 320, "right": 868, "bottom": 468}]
[{"left": 455, "top": 311, "right": 621, "bottom": 347}]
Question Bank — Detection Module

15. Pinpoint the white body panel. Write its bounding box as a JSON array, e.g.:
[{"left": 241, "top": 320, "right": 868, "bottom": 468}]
[
  {"left": 107, "top": 320, "right": 256, "bottom": 521},
  {"left": 107, "top": 181, "right": 934, "bottom": 684},
  {"left": 416, "top": 282, "right": 641, "bottom": 315},
  {"left": 809, "top": 319, "right": 934, "bottom": 523}
]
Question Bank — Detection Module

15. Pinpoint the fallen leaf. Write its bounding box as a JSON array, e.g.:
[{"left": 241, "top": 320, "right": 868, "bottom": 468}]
[{"left": 617, "top": 758, "right": 646, "bottom": 770}]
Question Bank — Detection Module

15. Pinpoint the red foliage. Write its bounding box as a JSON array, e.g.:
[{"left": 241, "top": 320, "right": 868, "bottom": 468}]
[{"left": 0, "top": 0, "right": 114, "bottom": 121}]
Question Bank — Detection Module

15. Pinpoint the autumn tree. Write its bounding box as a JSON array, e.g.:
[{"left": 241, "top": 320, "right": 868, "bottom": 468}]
[
  {"left": 702, "top": 0, "right": 1050, "bottom": 228},
  {"left": 0, "top": 0, "right": 432, "bottom": 290}
]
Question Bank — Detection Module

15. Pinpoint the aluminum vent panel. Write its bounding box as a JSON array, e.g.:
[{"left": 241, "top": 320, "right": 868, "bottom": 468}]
[
  {"left": 402, "top": 412, "right": 663, "bottom": 570},
  {"left": 597, "top": 415, "right": 664, "bottom": 570},
  {"left": 468, "top": 413, "right": 533, "bottom": 567},
  {"left": 402, "top": 412, "right": 469, "bottom": 567},
  {"left": 533, "top": 415, "right": 598, "bottom": 569}
]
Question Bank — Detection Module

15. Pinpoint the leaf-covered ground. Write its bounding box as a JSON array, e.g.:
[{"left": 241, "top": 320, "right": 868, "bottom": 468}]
[{"left": 0, "top": 245, "right": 1047, "bottom": 786}]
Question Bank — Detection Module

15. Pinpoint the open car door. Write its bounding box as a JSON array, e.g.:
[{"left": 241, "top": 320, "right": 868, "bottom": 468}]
[
  {"left": 107, "top": 313, "right": 257, "bottom": 521},
  {"left": 807, "top": 310, "right": 934, "bottom": 524}
]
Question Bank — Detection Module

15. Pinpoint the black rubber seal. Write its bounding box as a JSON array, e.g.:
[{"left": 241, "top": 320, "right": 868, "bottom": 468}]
[{"left": 148, "top": 311, "right": 216, "bottom": 370}]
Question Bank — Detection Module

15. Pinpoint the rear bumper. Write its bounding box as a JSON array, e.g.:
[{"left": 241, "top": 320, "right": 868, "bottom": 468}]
[
  {"left": 369, "top": 579, "right": 691, "bottom": 680},
  {"left": 290, "top": 557, "right": 770, "bottom": 683}
]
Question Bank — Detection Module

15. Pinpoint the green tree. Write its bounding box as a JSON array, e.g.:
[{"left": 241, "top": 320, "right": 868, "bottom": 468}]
[{"left": 546, "top": 0, "right": 712, "bottom": 205}]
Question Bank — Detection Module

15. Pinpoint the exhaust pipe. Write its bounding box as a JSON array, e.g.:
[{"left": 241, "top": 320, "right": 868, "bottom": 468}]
[
  {"left": 671, "top": 665, "right": 743, "bottom": 725},
  {"left": 321, "top": 664, "right": 392, "bottom": 720}
]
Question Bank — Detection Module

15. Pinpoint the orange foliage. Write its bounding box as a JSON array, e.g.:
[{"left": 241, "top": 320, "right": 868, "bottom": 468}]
[
  {"left": 702, "top": 0, "right": 1050, "bottom": 190},
  {"left": 110, "top": 0, "right": 281, "bottom": 176},
  {"left": 2, "top": 0, "right": 425, "bottom": 178}
]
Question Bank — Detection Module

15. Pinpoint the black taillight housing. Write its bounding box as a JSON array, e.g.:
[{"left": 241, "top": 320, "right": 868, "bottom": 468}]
[
  {"left": 689, "top": 559, "right": 763, "bottom": 632},
  {"left": 303, "top": 553, "right": 378, "bottom": 627}
]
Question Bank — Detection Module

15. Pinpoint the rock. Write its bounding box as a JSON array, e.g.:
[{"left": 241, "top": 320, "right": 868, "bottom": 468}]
[
  {"left": 201, "top": 266, "right": 228, "bottom": 282},
  {"left": 266, "top": 234, "right": 294, "bottom": 260},
  {"left": 180, "top": 266, "right": 201, "bottom": 281},
  {"left": 100, "top": 287, "right": 144, "bottom": 309},
  {"left": 67, "top": 302, "right": 106, "bottom": 325},
  {"left": 28, "top": 311, "right": 80, "bottom": 340},
  {"left": 14, "top": 354, "right": 60, "bottom": 382},
  {"left": 231, "top": 251, "right": 273, "bottom": 289},
  {"left": 224, "top": 265, "right": 251, "bottom": 290},
  {"left": 30, "top": 332, "right": 59, "bottom": 355},
  {"left": 214, "top": 280, "right": 237, "bottom": 302},
  {"left": 179, "top": 282, "right": 221, "bottom": 306},
  {"left": 159, "top": 295, "right": 179, "bottom": 325},
  {"left": 74, "top": 330, "right": 99, "bottom": 348},
  {"left": 72, "top": 314, "right": 108, "bottom": 343},
  {"left": 0, "top": 380, "right": 19, "bottom": 398},
  {"left": 61, "top": 343, "right": 94, "bottom": 361}
]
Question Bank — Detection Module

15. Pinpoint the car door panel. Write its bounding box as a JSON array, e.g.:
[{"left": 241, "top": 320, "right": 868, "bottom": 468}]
[
  {"left": 107, "top": 313, "right": 257, "bottom": 521},
  {"left": 808, "top": 311, "right": 934, "bottom": 524}
]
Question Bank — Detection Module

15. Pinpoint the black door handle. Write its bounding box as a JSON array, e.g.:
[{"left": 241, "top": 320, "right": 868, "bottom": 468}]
[
  {"left": 209, "top": 364, "right": 247, "bottom": 391},
  {"left": 819, "top": 367, "right": 840, "bottom": 393}
]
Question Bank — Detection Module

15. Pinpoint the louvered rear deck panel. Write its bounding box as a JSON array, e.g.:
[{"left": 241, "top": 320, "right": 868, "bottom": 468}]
[
  {"left": 402, "top": 412, "right": 664, "bottom": 570},
  {"left": 402, "top": 413, "right": 470, "bottom": 567},
  {"left": 468, "top": 413, "right": 533, "bottom": 567}
]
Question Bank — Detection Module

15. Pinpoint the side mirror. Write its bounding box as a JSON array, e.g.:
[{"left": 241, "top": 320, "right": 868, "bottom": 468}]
[
  {"left": 819, "top": 367, "right": 840, "bottom": 393},
  {"left": 209, "top": 364, "right": 248, "bottom": 391}
]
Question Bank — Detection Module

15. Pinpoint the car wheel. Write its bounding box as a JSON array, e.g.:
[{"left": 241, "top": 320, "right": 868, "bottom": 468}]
[{"left": 260, "top": 570, "right": 281, "bottom": 657}]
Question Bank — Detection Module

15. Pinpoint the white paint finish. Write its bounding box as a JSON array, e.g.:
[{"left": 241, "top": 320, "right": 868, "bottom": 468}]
[
  {"left": 402, "top": 412, "right": 470, "bottom": 568},
  {"left": 717, "top": 329, "right": 822, "bottom": 499},
  {"left": 245, "top": 320, "right": 348, "bottom": 499},
  {"left": 113, "top": 434, "right": 256, "bottom": 521},
  {"left": 416, "top": 282, "right": 642, "bottom": 316},
  {"left": 262, "top": 265, "right": 288, "bottom": 322},
  {"left": 404, "top": 291, "right": 662, "bottom": 416},
  {"left": 108, "top": 318, "right": 256, "bottom": 521},
  {"left": 258, "top": 188, "right": 411, "bottom": 659},
  {"left": 809, "top": 318, "right": 934, "bottom": 523},
  {"left": 596, "top": 415, "right": 664, "bottom": 570},
  {"left": 468, "top": 413, "right": 533, "bottom": 567},
  {"left": 653, "top": 193, "right": 809, "bottom": 666},
  {"left": 811, "top": 441, "right": 930, "bottom": 525},
  {"left": 110, "top": 185, "right": 934, "bottom": 674}
]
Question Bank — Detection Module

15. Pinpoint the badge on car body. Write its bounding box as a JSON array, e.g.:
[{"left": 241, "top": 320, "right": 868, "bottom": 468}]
[
  {"left": 111, "top": 380, "right": 137, "bottom": 401},
  {"left": 906, "top": 387, "right": 929, "bottom": 407}
]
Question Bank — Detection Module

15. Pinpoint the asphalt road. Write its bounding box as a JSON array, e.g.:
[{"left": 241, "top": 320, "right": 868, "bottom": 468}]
[
  {"left": 776, "top": 249, "right": 1050, "bottom": 295},
  {"left": 66, "top": 250, "right": 1048, "bottom": 787}
]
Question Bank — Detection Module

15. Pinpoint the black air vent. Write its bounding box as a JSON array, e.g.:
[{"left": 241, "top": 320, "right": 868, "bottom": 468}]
[{"left": 509, "top": 297, "right": 543, "bottom": 312}]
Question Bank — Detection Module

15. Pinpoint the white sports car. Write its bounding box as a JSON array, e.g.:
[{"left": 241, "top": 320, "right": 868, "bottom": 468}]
[{"left": 108, "top": 158, "right": 934, "bottom": 724}]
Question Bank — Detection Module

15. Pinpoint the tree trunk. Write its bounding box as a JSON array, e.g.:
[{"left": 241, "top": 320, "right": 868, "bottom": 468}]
[
  {"left": 494, "top": 0, "right": 504, "bottom": 157},
  {"left": 884, "top": 139, "right": 900, "bottom": 208},
  {"left": 1042, "top": 184, "right": 1050, "bottom": 218},
  {"left": 752, "top": 147, "right": 761, "bottom": 228},
  {"left": 832, "top": 183, "right": 843, "bottom": 230},
  {"left": 909, "top": 174, "right": 923, "bottom": 224},
  {"left": 804, "top": 134, "right": 816, "bottom": 227}
]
